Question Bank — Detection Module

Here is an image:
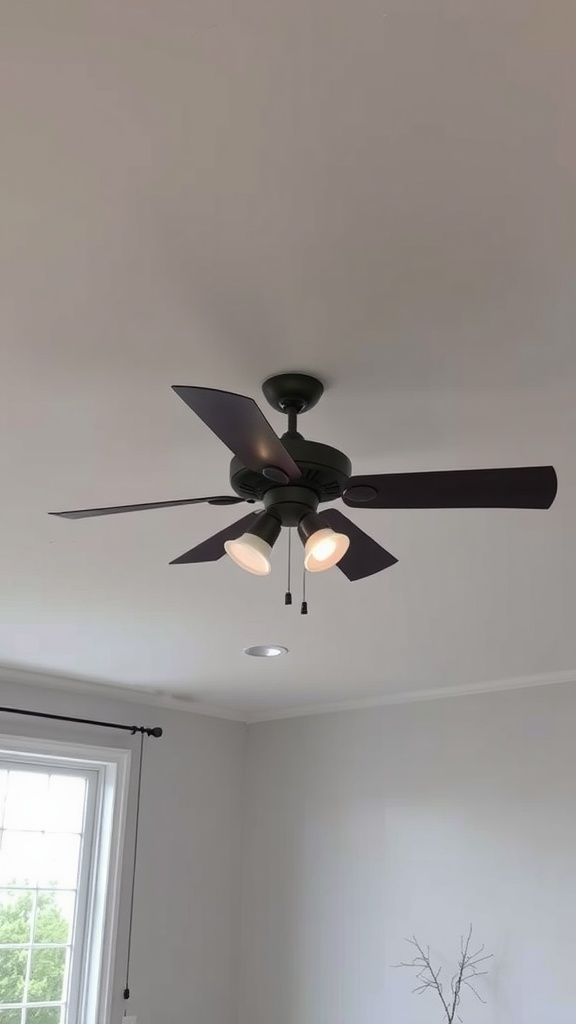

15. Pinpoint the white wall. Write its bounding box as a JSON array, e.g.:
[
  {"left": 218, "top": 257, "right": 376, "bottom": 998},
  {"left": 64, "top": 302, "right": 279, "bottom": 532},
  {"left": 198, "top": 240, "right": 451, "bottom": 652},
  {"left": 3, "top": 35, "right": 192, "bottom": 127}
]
[
  {"left": 6, "top": 677, "right": 576, "bottom": 1024},
  {"left": 0, "top": 678, "right": 246, "bottom": 1024},
  {"left": 240, "top": 683, "right": 576, "bottom": 1024}
]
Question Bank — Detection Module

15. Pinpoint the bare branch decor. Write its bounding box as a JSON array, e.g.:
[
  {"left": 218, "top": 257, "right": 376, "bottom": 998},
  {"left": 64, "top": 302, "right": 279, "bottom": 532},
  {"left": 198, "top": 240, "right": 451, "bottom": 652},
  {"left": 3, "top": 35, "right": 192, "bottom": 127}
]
[{"left": 395, "top": 925, "right": 492, "bottom": 1022}]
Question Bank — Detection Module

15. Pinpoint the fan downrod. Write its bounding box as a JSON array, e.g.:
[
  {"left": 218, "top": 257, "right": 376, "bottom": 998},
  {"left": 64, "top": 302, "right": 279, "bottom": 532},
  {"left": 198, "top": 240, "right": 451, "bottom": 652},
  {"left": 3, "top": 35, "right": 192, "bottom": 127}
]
[{"left": 262, "top": 373, "right": 324, "bottom": 415}]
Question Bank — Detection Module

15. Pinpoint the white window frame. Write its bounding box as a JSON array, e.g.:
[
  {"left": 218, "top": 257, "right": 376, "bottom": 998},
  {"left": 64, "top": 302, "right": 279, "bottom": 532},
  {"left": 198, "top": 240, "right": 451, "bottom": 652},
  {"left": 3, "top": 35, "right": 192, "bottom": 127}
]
[{"left": 0, "top": 733, "right": 131, "bottom": 1024}]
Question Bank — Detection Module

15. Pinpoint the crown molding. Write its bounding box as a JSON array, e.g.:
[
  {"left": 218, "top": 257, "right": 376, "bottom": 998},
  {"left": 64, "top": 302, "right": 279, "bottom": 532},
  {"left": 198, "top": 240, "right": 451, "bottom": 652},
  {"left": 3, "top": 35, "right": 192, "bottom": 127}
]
[
  {"left": 1, "top": 664, "right": 575, "bottom": 727},
  {"left": 0, "top": 664, "right": 248, "bottom": 723},
  {"left": 244, "top": 669, "right": 576, "bottom": 723}
]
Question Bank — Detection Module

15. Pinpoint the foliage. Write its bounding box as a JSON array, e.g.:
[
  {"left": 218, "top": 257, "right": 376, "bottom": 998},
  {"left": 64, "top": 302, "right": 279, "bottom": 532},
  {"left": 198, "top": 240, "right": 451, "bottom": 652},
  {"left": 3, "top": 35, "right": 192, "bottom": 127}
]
[
  {"left": 396, "top": 926, "right": 492, "bottom": 1022},
  {"left": 0, "top": 889, "right": 69, "bottom": 1022}
]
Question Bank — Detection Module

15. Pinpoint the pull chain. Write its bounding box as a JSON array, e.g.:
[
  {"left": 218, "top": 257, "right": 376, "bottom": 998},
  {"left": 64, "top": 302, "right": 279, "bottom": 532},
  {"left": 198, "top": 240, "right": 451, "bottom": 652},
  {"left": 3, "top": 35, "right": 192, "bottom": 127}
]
[
  {"left": 124, "top": 730, "right": 145, "bottom": 1001},
  {"left": 285, "top": 529, "right": 293, "bottom": 605},
  {"left": 301, "top": 565, "right": 308, "bottom": 615}
]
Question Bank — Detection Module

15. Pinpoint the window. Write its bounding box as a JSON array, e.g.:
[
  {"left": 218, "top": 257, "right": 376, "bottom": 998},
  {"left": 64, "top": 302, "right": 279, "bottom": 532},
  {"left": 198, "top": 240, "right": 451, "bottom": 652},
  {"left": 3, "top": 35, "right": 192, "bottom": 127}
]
[{"left": 0, "top": 737, "right": 129, "bottom": 1024}]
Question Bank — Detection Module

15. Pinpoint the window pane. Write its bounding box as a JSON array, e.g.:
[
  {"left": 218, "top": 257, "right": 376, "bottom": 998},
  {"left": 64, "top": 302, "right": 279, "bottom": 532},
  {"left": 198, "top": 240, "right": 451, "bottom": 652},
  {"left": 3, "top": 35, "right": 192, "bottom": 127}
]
[
  {"left": 0, "top": 746, "right": 121, "bottom": 1024},
  {"left": 34, "top": 892, "right": 75, "bottom": 945},
  {"left": 0, "top": 835, "right": 81, "bottom": 890},
  {"left": 0, "top": 947, "right": 27, "bottom": 1003},
  {"left": 0, "top": 832, "right": 43, "bottom": 886},
  {"left": 39, "top": 835, "right": 80, "bottom": 889},
  {"left": 25, "top": 1011, "right": 62, "bottom": 1024},
  {"left": 0, "top": 888, "right": 34, "bottom": 944},
  {"left": 0, "top": 1010, "right": 22, "bottom": 1024},
  {"left": 3, "top": 772, "right": 49, "bottom": 831},
  {"left": 45, "top": 775, "right": 86, "bottom": 835},
  {"left": 28, "top": 946, "right": 67, "bottom": 1004}
]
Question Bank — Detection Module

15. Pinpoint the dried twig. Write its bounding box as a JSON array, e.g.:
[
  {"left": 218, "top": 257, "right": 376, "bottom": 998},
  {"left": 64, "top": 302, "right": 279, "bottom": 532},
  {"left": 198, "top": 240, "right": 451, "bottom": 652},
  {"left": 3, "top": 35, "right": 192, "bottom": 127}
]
[{"left": 395, "top": 925, "right": 492, "bottom": 1022}]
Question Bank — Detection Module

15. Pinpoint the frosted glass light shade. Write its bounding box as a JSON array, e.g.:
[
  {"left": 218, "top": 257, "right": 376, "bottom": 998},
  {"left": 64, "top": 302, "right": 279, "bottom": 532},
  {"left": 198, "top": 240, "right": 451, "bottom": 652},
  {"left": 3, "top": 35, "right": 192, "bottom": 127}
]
[
  {"left": 304, "top": 527, "right": 350, "bottom": 572},
  {"left": 225, "top": 533, "right": 273, "bottom": 575}
]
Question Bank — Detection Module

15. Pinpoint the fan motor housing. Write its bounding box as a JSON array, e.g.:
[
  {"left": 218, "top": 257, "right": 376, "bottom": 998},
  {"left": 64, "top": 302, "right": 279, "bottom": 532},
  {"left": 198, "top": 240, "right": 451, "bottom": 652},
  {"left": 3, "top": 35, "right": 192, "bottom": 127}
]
[{"left": 229, "top": 437, "right": 352, "bottom": 504}]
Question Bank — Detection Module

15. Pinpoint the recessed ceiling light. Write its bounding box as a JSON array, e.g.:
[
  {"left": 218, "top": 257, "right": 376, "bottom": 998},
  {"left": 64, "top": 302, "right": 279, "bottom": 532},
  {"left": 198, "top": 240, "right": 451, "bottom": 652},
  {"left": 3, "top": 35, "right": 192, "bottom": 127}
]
[{"left": 243, "top": 645, "right": 288, "bottom": 658}]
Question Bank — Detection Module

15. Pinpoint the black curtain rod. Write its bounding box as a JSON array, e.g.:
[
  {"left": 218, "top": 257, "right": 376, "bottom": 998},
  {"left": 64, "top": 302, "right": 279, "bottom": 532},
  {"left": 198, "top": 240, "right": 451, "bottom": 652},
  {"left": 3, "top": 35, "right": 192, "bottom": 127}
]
[{"left": 0, "top": 705, "right": 163, "bottom": 737}]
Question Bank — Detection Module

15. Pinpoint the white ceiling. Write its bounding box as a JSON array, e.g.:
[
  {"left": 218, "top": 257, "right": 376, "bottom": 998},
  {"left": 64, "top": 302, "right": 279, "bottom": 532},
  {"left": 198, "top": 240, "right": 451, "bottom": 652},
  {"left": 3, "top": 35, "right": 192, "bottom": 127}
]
[{"left": 1, "top": 0, "right": 576, "bottom": 717}]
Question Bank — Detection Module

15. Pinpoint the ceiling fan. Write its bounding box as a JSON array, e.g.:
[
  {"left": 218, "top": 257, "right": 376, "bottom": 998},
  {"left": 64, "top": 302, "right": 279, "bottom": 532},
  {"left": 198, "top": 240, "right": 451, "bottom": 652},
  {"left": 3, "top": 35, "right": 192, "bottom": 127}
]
[{"left": 50, "top": 373, "right": 558, "bottom": 581}]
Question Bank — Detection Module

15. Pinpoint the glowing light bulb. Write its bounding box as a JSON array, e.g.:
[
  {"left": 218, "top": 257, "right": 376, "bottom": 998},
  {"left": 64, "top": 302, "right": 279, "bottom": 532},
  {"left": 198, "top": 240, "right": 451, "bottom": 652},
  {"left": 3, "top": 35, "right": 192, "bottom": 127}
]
[{"left": 303, "top": 527, "right": 349, "bottom": 572}]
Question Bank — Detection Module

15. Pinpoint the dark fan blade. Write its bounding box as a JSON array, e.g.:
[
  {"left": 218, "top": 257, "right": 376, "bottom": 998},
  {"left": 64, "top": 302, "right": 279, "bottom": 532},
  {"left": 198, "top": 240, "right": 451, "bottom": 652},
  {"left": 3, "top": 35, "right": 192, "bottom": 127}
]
[
  {"left": 343, "top": 466, "right": 558, "bottom": 510},
  {"left": 322, "top": 508, "right": 398, "bottom": 581},
  {"left": 172, "top": 385, "right": 301, "bottom": 481},
  {"left": 170, "top": 511, "right": 260, "bottom": 564},
  {"left": 49, "top": 496, "right": 244, "bottom": 520}
]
